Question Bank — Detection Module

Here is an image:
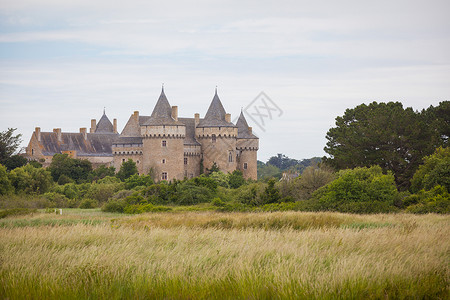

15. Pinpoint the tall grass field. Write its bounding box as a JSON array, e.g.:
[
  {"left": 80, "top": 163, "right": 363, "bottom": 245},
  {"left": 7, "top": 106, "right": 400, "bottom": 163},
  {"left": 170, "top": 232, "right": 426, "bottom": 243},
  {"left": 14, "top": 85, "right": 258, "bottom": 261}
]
[{"left": 0, "top": 209, "right": 448, "bottom": 299}]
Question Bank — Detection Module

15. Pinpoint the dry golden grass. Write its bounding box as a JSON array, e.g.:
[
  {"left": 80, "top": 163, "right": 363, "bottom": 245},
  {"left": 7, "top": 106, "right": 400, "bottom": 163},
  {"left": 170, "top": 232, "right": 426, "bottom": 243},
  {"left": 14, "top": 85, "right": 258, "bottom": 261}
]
[{"left": 0, "top": 211, "right": 448, "bottom": 299}]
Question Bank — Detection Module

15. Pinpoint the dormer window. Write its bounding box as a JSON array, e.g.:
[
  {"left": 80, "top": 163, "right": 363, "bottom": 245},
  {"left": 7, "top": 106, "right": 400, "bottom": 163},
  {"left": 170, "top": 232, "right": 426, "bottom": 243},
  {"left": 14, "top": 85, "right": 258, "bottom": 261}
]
[{"left": 212, "top": 134, "right": 216, "bottom": 143}]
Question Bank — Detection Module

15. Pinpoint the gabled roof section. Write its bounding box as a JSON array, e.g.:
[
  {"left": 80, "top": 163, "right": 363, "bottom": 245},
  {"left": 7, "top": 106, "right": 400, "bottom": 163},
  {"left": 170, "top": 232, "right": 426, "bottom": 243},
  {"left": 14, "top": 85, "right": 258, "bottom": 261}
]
[
  {"left": 197, "top": 89, "right": 236, "bottom": 127},
  {"left": 95, "top": 110, "right": 114, "bottom": 133},
  {"left": 236, "top": 111, "right": 258, "bottom": 139},
  {"left": 143, "top": 87, "right": 183, "bottom": 126}
]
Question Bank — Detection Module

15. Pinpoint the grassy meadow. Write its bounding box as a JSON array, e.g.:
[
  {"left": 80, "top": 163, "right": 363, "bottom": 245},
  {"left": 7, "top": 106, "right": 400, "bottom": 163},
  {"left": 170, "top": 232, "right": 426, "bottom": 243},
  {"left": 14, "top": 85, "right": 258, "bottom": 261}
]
[{"left": 0, "top": 209, "right": 448, "bottom": 299}]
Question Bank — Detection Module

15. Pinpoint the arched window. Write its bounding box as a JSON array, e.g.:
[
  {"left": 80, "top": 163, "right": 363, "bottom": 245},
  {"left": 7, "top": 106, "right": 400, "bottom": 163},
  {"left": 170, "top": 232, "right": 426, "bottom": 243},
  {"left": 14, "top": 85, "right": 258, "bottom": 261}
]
[
  {"left": 228, "top": 151, "right": 233, "bottom": 162},
  {"left": 212, "top": 134, "right": 216, "bottom": 143}
]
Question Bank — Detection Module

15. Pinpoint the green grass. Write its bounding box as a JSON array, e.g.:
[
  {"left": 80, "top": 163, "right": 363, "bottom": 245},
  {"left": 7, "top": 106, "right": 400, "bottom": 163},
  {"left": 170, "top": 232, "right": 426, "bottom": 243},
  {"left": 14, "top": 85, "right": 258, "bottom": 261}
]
[{"left": 0, "top": 210, "right": 448, "bottom": 299}]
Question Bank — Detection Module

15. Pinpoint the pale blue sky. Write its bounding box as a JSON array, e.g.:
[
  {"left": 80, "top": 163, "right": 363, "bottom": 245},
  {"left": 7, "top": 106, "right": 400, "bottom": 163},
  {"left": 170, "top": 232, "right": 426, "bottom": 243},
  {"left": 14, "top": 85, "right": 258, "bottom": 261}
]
[{"left": 1, "top": 0, "right": 449, "bottom": 161}]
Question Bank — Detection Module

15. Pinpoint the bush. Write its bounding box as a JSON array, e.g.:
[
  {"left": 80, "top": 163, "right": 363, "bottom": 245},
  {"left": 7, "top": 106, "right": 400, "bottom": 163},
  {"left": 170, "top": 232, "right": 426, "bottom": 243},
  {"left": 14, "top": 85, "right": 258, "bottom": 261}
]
[
  {"left": 102, "top": 198, "right": 127, "bottom": 213},
  {"left": 312, "top": 166, "right": 399, "bottom": 213},
  {"left": 8, "top": 164, "right": 53, "bottom": 194},
  {"left": 78, "top": 198, "right": 98, "bottom": 209},
  {"left": 228, "top": 170, "right": 246, "bottom": 189},
  {"left": 410, "top": 147, "right": 450, "bottom": 193},
  {"left": 0, "top": 208, "right": 37, "bottom": 218},
  {"left": 405, "top": 186, "right": 449, "bottom": 214},
  {"left": 0, "top": 164, "right": 13, "bottom": 195},
  {"left": 123, "top": 203, "right": 172, "bottom": 214},
  {"left": 176, "top": 182, "right": 214, "bottom": 205},
  {"left": 124, "top": 174, "right": 153, "bottom": 190},
  {"left": 86, "top": 183, "right": 122, "bottom": 203}
]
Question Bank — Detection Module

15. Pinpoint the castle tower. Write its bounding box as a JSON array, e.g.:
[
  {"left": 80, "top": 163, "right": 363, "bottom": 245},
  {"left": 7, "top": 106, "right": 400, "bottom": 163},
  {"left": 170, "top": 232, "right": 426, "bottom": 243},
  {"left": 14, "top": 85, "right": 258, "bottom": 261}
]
[
  {"left": 95, "top": 109, "right": 115, "bottom": 133},
  {"left": 236, "top": 111, "right": 259, "bottom": 180},
  {"left": 141, "top": 87, "right": 186, "bottom": 181},
  {"left": 195, "top": 89, "right": 238, "bottom": 174}
]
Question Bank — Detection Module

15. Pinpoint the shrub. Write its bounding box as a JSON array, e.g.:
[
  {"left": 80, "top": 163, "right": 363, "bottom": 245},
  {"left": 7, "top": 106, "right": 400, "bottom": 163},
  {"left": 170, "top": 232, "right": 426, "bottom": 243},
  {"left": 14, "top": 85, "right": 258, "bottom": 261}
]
[
  {"left": 209, "top": 171, "right": 229, "bottom": 188},
  {"left": 228, "top": 170, "right": 246, "bottom": 189},
  {"left": 8, "top": 165, "right": 53, "bottom": 194},
  {"left": 124, "top": 174, "right": 153, "bottom": 190},
  {"left": 78, "top": 198, "right": 98, "bottom": 209},
  {"left": 312, "top": 166, "right": 399, "bottom": 213},
  {"left": 102, "top": 198, "right": 127, "bottom": 213},
  {"left": 0, "top": 164, "right": 13, "bottom": 195},
  {"left": 0, "top": 208, "right": 37, "bottom": 218},
  {"left": 405, "top": 185, "right": 449, "bottom": 214},
  {"left": 410, "top": 147, "right": 450, "bottom": 193},
  {"left": 87, "top": 183, "right": 122, "bottom": 203},
  {"left": 176, "top": 183, "right": 214, "bottom": 205},
  {"left": 123, "top": 203, "right": 172, "bottom": 214}
]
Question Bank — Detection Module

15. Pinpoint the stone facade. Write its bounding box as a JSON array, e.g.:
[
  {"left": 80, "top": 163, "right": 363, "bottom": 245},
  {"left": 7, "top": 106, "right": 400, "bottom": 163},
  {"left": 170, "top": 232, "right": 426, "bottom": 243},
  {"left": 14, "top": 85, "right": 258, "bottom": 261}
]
[{"left": 26, "top": 88, "right": 259, "bottom": 180}]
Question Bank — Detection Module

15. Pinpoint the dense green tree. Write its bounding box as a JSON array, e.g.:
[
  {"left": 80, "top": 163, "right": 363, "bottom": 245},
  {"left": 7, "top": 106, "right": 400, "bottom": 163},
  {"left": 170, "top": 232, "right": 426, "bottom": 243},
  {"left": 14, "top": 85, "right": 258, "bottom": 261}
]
[
  {"left": 260, "top": 178, "right": 281, "bottom": 204},
  {"left": 410, "top": 147, "right": 450, "bottom": 193},
  {"left": 0, "top": 164, "right": 13, "bottom": 195},
  {"left": 0, "top": 128, "right": 22, "bottom": 164},
  {"left": 257, "top": 162, "right": 281, "bottom": 180},
  {"left": 124, "top": 174, "right": 153, "bottom": 189},
  {"left": 49, "top": 154, "right": 93, "bottom": 183},
  {"left": 312, "top": 166, "right": 399, "bottom": 213},
  {"left": 3, "top": 155, "right": 28, "bottom": 171},
  {"left": 422, "top": 101, "right": 449, "bottom": 147},
  {"left": 205, "top": 162, "right": 220, "bottom": 175},
  {"left": 228, "top": 170, "right": 246, "bottom": 189},
  {"left": 324, "top": 102, "right": 438, "bottom": 190},
  {"left": 209, "top": 171, "right": 229, "bottom": 188},
  {"left": 8, "top": 164, "right": 53, "bottom": 194},
  {"left": 116, "top": 159, "right": 138, "bottom": 181},
  {"left": 90, "top": 165, "right": 116, "bottom": 181}
]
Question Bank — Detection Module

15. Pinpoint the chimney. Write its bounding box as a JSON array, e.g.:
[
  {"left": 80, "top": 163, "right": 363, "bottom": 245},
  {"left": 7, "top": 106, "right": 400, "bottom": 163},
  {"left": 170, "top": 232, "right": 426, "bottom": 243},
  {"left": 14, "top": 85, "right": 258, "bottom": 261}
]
[
  {"left": 133, "top": 111, "right": 139, "bottom": 120},
  {"left": 80, "top": 128, "right": 87, "bottom": 140},
  {"left": 194, "top": 113, "right": 200, "bottom": 127},
  {"left": 90, "top": 119, "right": 96, "bottom": 133},
  {"left": 171, "top": 106, "right": 178, "bottom": 121},
  {"left": 54, "top": 128, "right": 62, "bottom": 142},
  {"left": 225, "top": 113, "right": 231, "bottom": 123},
  {"left": 35, "top": 127, "right": 41, "bottom": 142},
  {"left": 248, "top": 127, "right": 252, "bottom": 135},
  {"left": 113, "top": 119, "right": 118, "bottom": 133}
]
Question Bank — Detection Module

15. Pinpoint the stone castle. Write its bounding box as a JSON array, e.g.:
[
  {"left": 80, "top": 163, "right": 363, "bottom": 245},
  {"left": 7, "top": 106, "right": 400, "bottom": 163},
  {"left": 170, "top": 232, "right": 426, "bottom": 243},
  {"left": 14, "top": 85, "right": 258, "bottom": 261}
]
[{"left": 26, "top": 88, "right": 259, "bottom": 180}]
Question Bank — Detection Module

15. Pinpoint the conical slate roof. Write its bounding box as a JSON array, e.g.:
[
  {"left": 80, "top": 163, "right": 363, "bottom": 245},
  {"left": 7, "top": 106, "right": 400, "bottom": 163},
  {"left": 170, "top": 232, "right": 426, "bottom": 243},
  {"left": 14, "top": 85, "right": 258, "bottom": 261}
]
[
  {"left": 236, "top": 111, "right": 258, "bottom": 139},
  {"left": 95, "top": 110, "right": 114, "bottom": 133},
  {"left": 143, "top": 88, "right": 182, "bottom": 126},
  {"left": 197, "top": 89, "right": 236, "bottom": 127}
]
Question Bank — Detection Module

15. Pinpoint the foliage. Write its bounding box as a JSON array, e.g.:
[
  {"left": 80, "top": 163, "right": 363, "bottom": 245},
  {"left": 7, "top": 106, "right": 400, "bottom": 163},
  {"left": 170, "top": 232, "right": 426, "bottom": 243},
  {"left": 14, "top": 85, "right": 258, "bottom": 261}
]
[
  {"left": 0, "top": 164, "right": 13, "bottom": 195},
  {"left": 3, "top": 155, "right": 28, "bottom": 171},
  {"left": 8, "top": 164, "right": 53, "bottom": 194},
  {"left": 404, "top": 186, "right": 449, "bottom": 214},
  {"left": 228, "top": 170, "right": 246, "bottom": 189},
  {"left": 410, "top": 147, "right": 450, "bottom": 193},
  {"left": 312, "top": 166, "right": 399, "bottom": 213},
  {"left": 90, "top": 165, "right": 115, "bottom": 181},
  {"left": 123, "top": 203, "right": 172, "bottom": 214},
  {"left": 116, "top": 159, "right": 138, "bottom": 181},
  {"left": 260, "top": 178, "right": 281, "bottom": 204},
  {"left": 324, "top": 102, "right": 439, "bottom": 190},
  {"left": 124, "top": 174, "right": 153, "bottom": 190},
  {"left": 421, "top": 101, "right": 449, "bottom": 147},
  {"left": 176, "top": 182, "right": 214, "bottom": 205},
  {"left": 257, "top": 162, "right": 281, "bottom": 180},
  {"left": 0, "top": 128, "right": 22, "bottom": 164},
  {"left": 48, "top": 154, "right": 93, "bottom": 183},
  {"left": 86, "top": 183, "right": 121, "bottom": 203},
  {"left": 78, "top": 198, "right": 98, "bottom": 209},
  {"left": 0, "top": 208, "right": 37, "bottom": 219},
  {"left": 205, "top": 162, "right": 220, "bottom": 175},
  {"left": 208, "top": 171, "right": 229, "bottom": 188}
]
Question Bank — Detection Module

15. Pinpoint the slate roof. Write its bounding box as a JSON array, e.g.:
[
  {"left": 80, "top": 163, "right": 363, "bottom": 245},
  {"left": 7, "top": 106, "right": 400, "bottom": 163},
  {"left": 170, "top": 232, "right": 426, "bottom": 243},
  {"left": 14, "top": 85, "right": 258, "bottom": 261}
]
[
  {"left": 178, "top": 117, "right": 201, "bottom": 146},
  {"left": 95, "top": 111, "right": 114, "bottom": 133},
  {"left": 39, "top": 132, "right": 118, "bottom": 157},
  {"left": 197, "top": 90, "right": 236, "bottom": 128},
  {"left": 143, "top": 88, "right": 183, "bottom": 126},
  {"left": 236, "top": 111, "right": 258, "bottom": 139},
  {"left": 112, "top": 136, "right": 143, "bottom": 145}
]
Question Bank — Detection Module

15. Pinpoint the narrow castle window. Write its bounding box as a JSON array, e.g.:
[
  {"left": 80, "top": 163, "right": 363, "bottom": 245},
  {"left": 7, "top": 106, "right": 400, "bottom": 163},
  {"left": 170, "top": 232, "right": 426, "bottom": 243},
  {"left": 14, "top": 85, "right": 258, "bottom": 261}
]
[
  {"left": 184, "top": 157, "right": 188, "bottom": 165},
  {"left": 228, "top": 151, "right": 233, "bottom": 162},
  {"left": 212, "top": 134, "right": 216, "bottom": 143},
  {"left": 31, "top": 149, "right": 34, "bottom": 155},
  {"left": 122, "top": 158, "right": 125, "bottom": 162},
  {"left": 162, "top": 172, "right": 168, "bottom": 180},
  {"left": 162, "top": 159, "right": 166, "bottom": 164},
  {"left": 244, "top": 163, "right": 248, "bottom": 170},
  {"left": 162, "top": 140, "right": 167, "bottom": 147}
]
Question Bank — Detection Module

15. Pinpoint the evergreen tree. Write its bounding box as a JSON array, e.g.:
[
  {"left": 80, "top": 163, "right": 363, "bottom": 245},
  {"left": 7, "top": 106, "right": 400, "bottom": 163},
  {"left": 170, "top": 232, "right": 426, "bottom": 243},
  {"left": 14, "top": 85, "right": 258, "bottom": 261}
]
[{"left": 117, "top": 159, "right": 138, "bottom": 181}]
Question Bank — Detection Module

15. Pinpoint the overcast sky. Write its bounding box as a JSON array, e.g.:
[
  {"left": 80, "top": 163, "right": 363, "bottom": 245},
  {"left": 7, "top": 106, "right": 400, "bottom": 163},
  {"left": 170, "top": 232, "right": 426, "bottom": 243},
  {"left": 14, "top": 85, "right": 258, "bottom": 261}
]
[{"left": 1, "top": 0, "right": 449, "bottom": 162}]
